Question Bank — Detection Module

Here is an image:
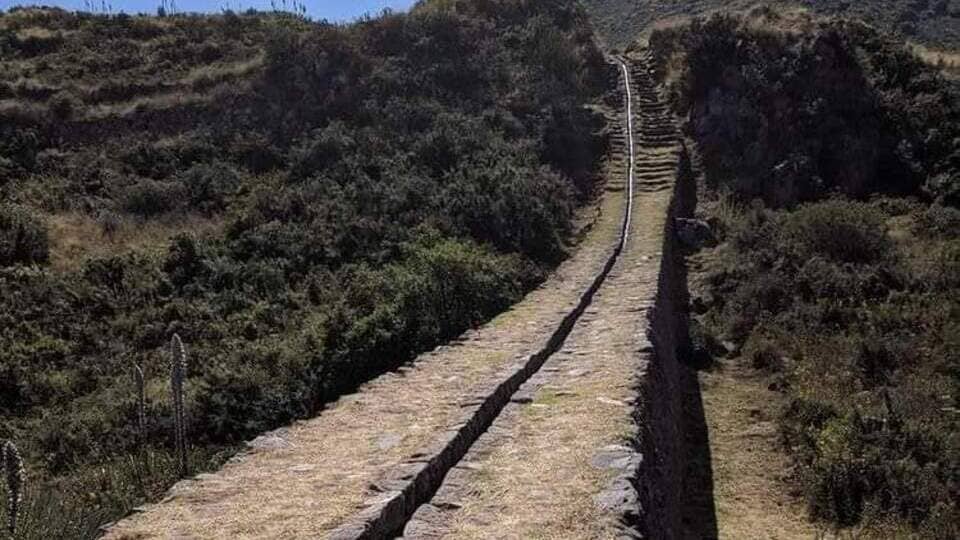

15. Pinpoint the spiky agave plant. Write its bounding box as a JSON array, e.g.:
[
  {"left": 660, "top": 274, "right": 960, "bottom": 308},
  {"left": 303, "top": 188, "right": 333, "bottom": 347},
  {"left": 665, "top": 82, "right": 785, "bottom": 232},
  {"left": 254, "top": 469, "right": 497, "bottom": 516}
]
[
  {"left": 170, "top": 334, "right": 189, "bottom": 476},
  {"left": 3, "top": 441, "right": 25, "bottom": 537}
]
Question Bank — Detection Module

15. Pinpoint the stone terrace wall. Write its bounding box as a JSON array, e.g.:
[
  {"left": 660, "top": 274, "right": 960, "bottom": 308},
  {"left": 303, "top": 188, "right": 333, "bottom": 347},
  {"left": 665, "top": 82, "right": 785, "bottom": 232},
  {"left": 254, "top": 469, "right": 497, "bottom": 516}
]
[{"left": 630, "top": 142, "right": 695, "bottom": 538}]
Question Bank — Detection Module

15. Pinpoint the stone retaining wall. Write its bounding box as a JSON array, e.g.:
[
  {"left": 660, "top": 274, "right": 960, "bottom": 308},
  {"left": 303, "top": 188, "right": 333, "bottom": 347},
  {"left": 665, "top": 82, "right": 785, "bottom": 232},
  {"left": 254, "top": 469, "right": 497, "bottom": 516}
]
[{"left": 629, "top": 141, "right": 695, "bottom": 539}]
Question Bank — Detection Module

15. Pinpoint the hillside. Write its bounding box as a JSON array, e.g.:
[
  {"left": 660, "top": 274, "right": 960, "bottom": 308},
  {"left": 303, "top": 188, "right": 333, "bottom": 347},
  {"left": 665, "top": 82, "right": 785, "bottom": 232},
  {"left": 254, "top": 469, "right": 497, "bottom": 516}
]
[
  {"left": 647, "top": 8, "right": 960, "bottom": 537},
  {"left": 585, "top": 0, "right": 960, "bottom": 52},
  {"left": 0, "top": 2, "right": 609, "bottom": 536},
  {"left": 4, "top": 1, "right": 958, "bottom": 538}
]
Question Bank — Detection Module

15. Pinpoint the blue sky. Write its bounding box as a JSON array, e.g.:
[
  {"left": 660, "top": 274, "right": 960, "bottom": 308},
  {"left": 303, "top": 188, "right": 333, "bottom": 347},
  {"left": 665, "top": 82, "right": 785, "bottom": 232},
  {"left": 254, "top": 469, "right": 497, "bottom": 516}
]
[{"left": 0, "top": 0, "right": 418, "bottom": 21}]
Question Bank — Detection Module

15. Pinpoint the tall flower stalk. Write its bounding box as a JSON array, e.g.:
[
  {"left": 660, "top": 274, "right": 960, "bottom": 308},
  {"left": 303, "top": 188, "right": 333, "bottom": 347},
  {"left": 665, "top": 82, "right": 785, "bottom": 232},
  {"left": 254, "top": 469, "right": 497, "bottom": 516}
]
[
  {"left": 133, "top": 363, "right": 146, "bottom": 444},
  {"left": 170, "top": 334, "right": 188, "bottom": 477},
  {"left": 3, "top": 441, "right": 25, "bottom": 537}
]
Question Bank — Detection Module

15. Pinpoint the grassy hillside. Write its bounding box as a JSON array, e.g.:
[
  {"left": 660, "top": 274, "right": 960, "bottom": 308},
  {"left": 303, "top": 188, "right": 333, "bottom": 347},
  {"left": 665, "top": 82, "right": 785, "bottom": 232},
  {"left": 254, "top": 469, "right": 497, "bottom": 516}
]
[
  {"left": 585, "top": 0, "right": 960, "bottom": 52},
  {"left": 0, "top": 2, "right": 609, "bottom": 536},
  {"left": 650, "top": 9, "right": 960, "bottom": 537}
]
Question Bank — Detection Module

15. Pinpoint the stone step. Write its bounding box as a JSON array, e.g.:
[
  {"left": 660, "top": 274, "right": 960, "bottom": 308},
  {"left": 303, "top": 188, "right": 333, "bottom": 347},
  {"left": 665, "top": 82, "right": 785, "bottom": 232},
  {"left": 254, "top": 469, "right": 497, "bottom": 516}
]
[
  {"left": 640, "top": 135, "right": 676, "bottom": 141},
  {"left": 638, "top": 142, "right": 680, "bottom": 149}
]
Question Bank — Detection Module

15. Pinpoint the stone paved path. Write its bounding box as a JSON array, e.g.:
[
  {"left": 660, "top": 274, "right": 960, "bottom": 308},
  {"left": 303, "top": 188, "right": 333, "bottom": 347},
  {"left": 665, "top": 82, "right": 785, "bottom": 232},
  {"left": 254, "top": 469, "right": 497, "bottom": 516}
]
[
  {"left": 104, "top": 62, "right": 635, "bottom": 540},
  {"left": 398, "top": 53, "right": 683, "bottom": 540}
]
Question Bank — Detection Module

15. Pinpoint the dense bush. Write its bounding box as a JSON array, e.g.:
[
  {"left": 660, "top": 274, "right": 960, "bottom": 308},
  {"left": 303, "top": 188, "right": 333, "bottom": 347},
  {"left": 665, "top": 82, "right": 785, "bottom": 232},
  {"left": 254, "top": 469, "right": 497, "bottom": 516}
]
[
  {"left": 763, "top": 201, "right": 892, "bottom": 265},
  {"left": 120, "top": 178, "right": 186, "bottom": 216},
  {"left": 586, "top": 0, "right": 960, "bottom": 54},
  {"left": 0, "top": 203, "right": 49, "bottom": 266},
  {"left": 0, "top": 127, "right": 39, "bottom": 179},
  {"left": 649, "top": 12, "right": 960, "bottom": 206},
  {"left": 699, "top": 196, "right": 960, "bottom": 535},
  {"left": 176, "top": 162, "right": 241, "bottom": 214}
]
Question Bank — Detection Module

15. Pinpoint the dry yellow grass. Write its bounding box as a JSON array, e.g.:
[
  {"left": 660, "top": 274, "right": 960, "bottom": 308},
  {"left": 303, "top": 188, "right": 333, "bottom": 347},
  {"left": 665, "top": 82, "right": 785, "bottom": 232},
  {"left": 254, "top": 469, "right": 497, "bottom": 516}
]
[
  {"left": 181, "top": 56, "right": 264, "bottom": 86},
  {"left": 696, "top": 359, "right": 820, "bottom": 539},
  {"left": 45, "top": 211, "right": 222, "bottom": 273},
  {"left": 909, "top": 42, "right": 960, "bottom": 77},
  {"left": 13, "top": 25, "right": 67, "bottom": 40},
  {"left": 83, "top": 85, "right": 229, "bottom": 120}
]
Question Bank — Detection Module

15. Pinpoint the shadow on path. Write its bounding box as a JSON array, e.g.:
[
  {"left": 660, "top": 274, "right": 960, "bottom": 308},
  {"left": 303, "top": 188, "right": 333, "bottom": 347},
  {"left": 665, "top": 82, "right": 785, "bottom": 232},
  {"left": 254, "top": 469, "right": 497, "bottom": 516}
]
[
  {"left": 678, "top": 361, "right": 718, "bottom": 539},
  {"left": 675, "top": 142, "right": 718, "bottom": 540}
]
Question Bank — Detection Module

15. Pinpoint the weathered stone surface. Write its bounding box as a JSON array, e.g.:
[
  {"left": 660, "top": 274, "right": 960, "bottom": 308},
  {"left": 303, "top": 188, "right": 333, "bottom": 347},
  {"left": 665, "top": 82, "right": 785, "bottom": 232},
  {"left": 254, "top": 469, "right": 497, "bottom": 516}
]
[
  {"left": 376, "top": 433, "right": 403, "bottom": 451},
  {"left": 246, "top": 432, "right": 290, "bottom": 451},
  {"left": 595, "top": 481, "right": 638, "bottom": 513},
  {"left": 592, "top": 445, "right": 638, "bottom": 469}
]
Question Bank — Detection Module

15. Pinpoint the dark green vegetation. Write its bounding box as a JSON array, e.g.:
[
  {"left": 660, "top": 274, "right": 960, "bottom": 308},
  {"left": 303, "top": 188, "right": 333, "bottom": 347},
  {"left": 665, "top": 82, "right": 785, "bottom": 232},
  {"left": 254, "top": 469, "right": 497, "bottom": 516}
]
[
  {"left": 0, "top": 2, "right": 608, "bottom": 536},
  {"left": 585, "top": 0, "right": 960, "bottom": 51},
  {"left": 650, "top": 10, "right": 960, "bottom": 537}
]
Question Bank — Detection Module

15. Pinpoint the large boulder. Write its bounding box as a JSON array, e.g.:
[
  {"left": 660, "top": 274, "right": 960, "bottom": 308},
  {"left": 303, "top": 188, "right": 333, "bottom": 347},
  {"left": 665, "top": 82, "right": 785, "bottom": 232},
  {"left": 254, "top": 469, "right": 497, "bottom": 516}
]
[{"left": 675, "top": 218, "right": 716, "bottom": 249}]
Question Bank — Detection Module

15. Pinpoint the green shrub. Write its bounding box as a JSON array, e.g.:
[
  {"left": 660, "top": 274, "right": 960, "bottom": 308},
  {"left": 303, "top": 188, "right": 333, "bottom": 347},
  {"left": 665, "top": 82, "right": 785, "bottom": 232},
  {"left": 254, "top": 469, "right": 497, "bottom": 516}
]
[
  {"left": 0, "top": 129, "right": 39, "bottom": 175},
  {"left": 228, "top": 132, "right": 283, "bottom": 173},
  {"left": 854, "top": 337, "right": 905, "bottom": 387},
  {"left": 175, "top": 162, "right": 240, "bottom": 214},
  {"left": 119, "top": 143, "right": 178, "bottom": 180},
  {"left": 163, "top": 234, "right": 211, "bottom": 290},
  {"left": 325, "top": 234, "right": 529, "bottom": 379},
  {"left": 734, "top": 201, "right": 892, "bottom": 268},
  {"left": 120, "top": 179, "right": 186, "bottom": 217},
  {"left": 783, "top": 201, "right": 893, "bottom": 264},
  {"left": 442, "top": 154, "right": 574, "bottom": 263},
  {"left": 48, "top": 91, "right": 80, "bottom": 120},
  {"left": 924, "top": 172, "right": 960, "bottom": 206},
  {"left": 687, "top": 10, "right": 960, "bottom": 537},
  {"left": 790, "top": 409, "right": 959, "bottom": 529},
  {"left": 918, "top": 203, "right": 960, "bottom": 238},
  {"left": 288, "top": 122, "right": 355, "bottom": 181},
  {"left": 0, "top": 204, "right": 48, "bottom": 266}
]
